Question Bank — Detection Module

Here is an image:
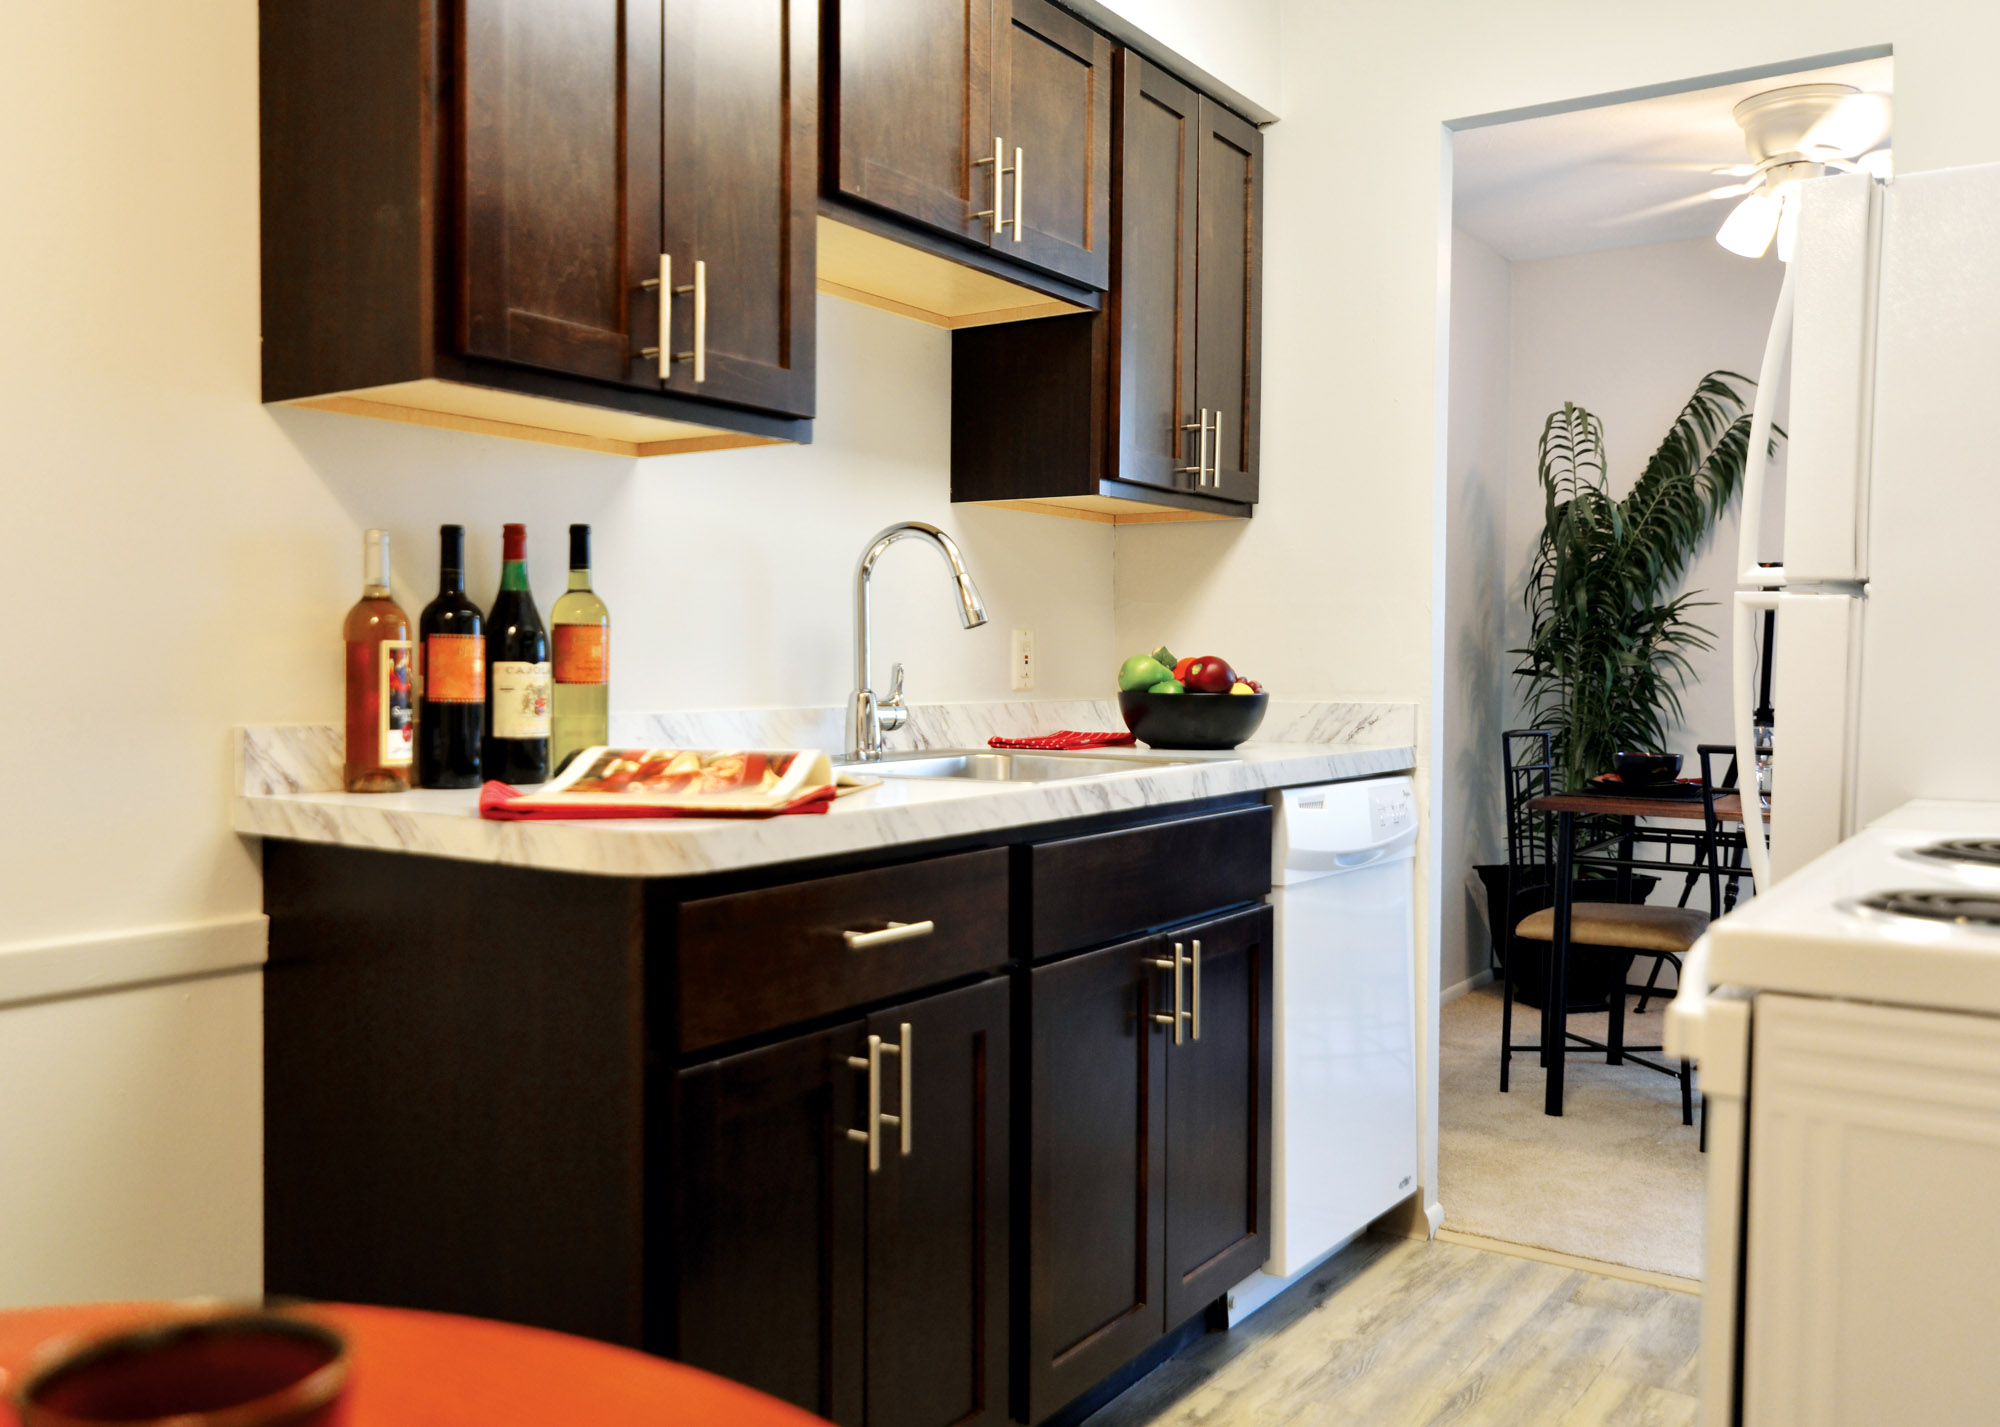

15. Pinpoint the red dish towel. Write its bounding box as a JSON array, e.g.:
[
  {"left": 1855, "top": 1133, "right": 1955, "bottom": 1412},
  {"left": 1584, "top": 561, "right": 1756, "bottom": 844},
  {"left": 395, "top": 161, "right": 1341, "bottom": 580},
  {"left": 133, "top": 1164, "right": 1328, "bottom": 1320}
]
[
  {"left": 478, "top": 781, "right": 837, "bottom": 820},
  {"left": 987, "top": 731, "right": 1137, "bottom": 750}
]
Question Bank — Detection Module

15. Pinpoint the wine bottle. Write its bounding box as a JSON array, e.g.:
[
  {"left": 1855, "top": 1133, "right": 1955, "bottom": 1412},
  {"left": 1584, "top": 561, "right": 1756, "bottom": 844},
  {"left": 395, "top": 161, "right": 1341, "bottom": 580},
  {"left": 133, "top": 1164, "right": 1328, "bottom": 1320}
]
[
  {"left": 417, "top": 524, "right": 485, "bottom": 789},
  {"left": 550, "top": 523, "right": 610, "bottom": 774},
  {"left": 343, "top": 528, "right": 414, "bottom": 793},
  {"left": 483, "top": 523, "right": 551, "bottom": 784}
]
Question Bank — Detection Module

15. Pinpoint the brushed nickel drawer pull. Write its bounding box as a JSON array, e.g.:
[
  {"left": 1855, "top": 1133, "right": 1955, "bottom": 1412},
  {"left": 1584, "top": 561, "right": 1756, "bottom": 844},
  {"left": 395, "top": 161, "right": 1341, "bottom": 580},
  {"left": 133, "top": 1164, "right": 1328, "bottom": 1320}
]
[
  {"left": 973, "top": 136, "right": 1007, "bottom": 235},
  {"left": 845, "top": 1033, "right": 883, "bottom": 1172},
  {"left": 1178, "top": 410, "right": 1212, "bottom": 485},
  {"left": 842, "top": 919, "right": 935, "bottom": 950},
  {"left": 1010, "top": 144, "right": 1024, "bottom": 241},
  {"left": 1149, "top": 941, "right": 1185, "bottom": 1045}
]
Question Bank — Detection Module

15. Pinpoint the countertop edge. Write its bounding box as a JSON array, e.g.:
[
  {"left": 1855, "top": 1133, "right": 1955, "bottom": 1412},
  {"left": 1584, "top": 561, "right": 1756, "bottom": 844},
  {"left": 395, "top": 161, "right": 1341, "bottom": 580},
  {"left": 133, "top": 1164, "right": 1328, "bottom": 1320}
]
[{"left": 234, "top": 744, "right": 1419, "bottom": 879}]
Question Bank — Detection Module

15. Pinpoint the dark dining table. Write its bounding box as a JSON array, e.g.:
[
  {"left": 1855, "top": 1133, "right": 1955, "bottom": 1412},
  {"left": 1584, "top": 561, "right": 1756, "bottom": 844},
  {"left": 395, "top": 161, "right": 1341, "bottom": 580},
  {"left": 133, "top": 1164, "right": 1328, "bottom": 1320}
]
[{"left": 1524, "top": 786, "right": 1764, "bottom": 1116}]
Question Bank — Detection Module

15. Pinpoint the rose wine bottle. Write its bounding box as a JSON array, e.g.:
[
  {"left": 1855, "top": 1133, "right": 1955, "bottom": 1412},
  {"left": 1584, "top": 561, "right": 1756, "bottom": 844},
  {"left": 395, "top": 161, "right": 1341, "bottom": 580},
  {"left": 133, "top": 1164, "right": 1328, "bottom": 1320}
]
[
  {"left": 483, "top": 523, "right": 551, "bottom": 784},
  {"left": 417, "top": 524, "right": 484, "bottom": 789},
  {"left": 343, "top": 528, "right": 414, "bottom": 793},
  {"left": 550, "top": 523, "right": 610, "bottom": 774}
]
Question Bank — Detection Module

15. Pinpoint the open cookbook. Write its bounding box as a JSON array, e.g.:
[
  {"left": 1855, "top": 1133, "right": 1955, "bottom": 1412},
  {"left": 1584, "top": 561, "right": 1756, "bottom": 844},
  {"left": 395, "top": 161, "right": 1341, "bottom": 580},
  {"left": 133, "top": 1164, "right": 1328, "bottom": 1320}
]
[{"left": 479, "top": 747, "right": 872, "bottom": 820}]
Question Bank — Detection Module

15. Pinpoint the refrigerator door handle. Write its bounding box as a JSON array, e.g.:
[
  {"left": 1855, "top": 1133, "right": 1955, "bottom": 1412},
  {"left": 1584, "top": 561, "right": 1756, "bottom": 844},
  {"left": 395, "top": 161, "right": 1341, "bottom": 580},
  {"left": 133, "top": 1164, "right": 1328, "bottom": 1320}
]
[
  {"left": 1738, "top": 257, "right": 1796, "bottom": 587},
  {"left": 1735, "top": 590, "right": 1780, "bottom": 889}
]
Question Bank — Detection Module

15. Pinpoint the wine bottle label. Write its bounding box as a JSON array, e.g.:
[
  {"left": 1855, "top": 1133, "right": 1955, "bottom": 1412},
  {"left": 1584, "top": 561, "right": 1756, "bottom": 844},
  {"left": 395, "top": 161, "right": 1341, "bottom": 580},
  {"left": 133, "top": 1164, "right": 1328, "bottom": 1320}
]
[
  {"left": 378, "top": 641, "right": 415, "bottom": 766},
  {"left": 491, "top": 661, "right": 552, "bottom": 739},
  {"left": 554, "top": 625, "right": 608, "bottom": 685},
  {"left": 425, "top": 633, "right": 485, "bottom": 703}
]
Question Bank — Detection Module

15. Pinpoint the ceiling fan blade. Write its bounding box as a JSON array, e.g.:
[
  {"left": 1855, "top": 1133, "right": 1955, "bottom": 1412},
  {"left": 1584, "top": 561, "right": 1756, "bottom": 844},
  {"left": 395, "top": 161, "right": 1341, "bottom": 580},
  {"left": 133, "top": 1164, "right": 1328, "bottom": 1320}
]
[
  {"left": 1857, "top": 147, "right": 1894, "bottom": 178},
  {"left": 1803, "top": 91, "right": 1892, "bottom": 159},
  {"left": 1716, "top": 191, "right": 1781, "bottom": 258}
]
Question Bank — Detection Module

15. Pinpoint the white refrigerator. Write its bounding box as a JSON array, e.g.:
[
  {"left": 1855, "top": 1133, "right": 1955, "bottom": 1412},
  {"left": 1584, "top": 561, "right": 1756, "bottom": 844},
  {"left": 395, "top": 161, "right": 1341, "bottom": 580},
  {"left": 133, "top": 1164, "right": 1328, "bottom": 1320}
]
[{"left": 1734, "top": 162, "right": 2000, "bottom": 887}]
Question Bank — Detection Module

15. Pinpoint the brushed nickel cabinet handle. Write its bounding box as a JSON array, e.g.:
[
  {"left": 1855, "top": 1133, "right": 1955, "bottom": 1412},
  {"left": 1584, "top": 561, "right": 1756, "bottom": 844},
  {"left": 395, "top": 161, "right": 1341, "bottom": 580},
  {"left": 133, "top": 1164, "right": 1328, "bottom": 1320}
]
[
  {"left": 1209, "top": 412, "right": 1222, "bottom": 488},
  {"left": 878, "top": 1021, "right": 913, "bottom": 1157},
  {"left": 845, "top": 1033, "right": 883, "bottom": 1173},
  {"left": 973, "top": 136, "right": 1006, "bottom": 235},
  {"left": 1178, "top": 410, "right": 1212, "bottom": 485},
  {"left": 1190, "top": 939, "right": 1202, "bottom": 1041},
  {"left": 1149, "top": 942, "right": 1185, "bottom": 1045},
  {"left": 690, "top": 258, "right": 706, "bottom": 383},
  {"left": 1011, "top": 145, "right": 1024, "bottom": 242},
  {"left": 842, "top": 919, "right": 935, "bottom": 950},
  {"left": 637, "top": 252, "right": 674, "bottom": 380}
]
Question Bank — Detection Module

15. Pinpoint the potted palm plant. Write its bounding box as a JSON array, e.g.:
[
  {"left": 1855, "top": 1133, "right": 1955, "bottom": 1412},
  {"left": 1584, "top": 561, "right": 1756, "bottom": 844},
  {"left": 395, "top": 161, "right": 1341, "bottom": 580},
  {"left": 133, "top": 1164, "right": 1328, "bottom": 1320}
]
[{"left": 1512, "top": 371, "right": 1781, "bottom": 791}]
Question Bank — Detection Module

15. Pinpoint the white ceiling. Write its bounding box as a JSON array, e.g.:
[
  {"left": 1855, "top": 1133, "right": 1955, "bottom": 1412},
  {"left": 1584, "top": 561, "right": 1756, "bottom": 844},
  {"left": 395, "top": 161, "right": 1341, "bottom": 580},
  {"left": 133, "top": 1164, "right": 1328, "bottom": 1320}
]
[{"left": 1452, "top": 56, "right": 1893, "bottom": 262}]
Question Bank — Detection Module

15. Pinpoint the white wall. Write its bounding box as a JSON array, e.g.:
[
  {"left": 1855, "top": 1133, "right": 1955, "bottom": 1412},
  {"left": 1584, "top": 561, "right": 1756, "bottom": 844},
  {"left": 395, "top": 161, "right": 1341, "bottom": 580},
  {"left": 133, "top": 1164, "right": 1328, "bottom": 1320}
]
[
  {"left": 1093, "top": 0, "right": 1282, "bottom": 111},
  {"left": 1503, "top": 237, "right": 1789, "bottom": 752},
  {"left": 1440, "top": 230, "right": 1513, "bottom": 996}
]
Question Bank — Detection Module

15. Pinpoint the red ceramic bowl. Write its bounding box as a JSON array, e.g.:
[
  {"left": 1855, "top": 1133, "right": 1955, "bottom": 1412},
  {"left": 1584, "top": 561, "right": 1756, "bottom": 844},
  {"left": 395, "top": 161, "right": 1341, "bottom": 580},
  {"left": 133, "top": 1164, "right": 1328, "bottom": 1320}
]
[{"left": 15, "top": 1312, "right": 348, "bottom": 1427}]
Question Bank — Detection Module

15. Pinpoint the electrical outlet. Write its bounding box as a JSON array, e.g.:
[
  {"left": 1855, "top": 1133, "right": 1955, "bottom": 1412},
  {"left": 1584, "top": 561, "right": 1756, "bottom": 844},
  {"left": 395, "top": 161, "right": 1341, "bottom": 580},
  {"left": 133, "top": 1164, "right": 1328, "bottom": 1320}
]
[{"left": 1010, "top": 628, "right": 1035, "bottom": 691}]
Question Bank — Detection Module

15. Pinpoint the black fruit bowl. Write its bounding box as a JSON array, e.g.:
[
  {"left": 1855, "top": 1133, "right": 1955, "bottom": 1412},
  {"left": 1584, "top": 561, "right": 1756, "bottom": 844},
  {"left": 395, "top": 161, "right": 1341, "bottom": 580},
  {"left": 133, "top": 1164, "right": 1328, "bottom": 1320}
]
[
  {"left": 1118, "top": 690, "right": 1268, "bottom": 750},
  {"left": 1613, "top": 751, "right": 1683, "bottom": 786}
]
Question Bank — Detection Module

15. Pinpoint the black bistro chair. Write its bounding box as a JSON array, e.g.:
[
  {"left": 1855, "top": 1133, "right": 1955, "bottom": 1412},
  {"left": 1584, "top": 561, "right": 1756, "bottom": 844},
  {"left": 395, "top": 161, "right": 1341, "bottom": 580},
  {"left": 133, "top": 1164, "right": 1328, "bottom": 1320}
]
[{"left": 1498, "top": 730, "right": 1703, "bottom": 1128}]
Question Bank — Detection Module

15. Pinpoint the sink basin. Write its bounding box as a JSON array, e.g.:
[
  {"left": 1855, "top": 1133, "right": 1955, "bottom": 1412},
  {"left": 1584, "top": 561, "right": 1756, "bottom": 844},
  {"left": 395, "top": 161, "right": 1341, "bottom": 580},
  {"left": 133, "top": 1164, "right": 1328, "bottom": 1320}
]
[{"left": 836, "top": 750, "right": 1193, "bottom": 784}]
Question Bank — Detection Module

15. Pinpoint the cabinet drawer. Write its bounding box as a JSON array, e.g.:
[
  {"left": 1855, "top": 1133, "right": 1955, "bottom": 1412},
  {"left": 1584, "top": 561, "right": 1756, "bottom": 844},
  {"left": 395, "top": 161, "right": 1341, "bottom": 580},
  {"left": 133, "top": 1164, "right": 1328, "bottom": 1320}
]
[
  {"left": 1025, "top": 805, "right": 1271, "bottom": 960},
  {"left": 677, "top": 849, "right": 1010, "bottom": 1051}
]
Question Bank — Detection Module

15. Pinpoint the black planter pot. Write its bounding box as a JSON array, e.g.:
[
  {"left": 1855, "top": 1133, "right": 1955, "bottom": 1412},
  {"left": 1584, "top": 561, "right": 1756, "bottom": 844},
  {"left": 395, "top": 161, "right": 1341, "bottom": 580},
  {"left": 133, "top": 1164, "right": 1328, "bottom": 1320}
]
[{"left": 1473, "top": 864, "right": 1662, "bottom": 1012}]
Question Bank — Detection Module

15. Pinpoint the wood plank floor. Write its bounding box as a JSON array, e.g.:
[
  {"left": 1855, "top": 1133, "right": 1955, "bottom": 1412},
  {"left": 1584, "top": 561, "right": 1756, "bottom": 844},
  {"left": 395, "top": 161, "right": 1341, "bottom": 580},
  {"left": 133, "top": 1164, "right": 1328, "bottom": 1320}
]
[{"left": 1084, "top": 1235, "right": 1701, "bottom": 1427}]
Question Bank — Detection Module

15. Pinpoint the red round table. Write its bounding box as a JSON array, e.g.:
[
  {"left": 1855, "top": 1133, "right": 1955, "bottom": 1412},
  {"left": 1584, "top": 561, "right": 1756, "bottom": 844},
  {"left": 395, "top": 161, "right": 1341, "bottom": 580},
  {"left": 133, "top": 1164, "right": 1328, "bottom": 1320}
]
[{"left": 0, "top": 1302, "right": 827, "bottom": 1426}]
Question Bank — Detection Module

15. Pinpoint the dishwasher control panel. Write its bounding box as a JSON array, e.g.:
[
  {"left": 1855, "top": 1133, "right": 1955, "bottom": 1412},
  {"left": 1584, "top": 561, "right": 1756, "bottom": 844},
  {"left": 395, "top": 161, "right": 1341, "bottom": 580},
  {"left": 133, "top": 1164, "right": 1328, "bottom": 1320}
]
[{"left": 1368, "top": 781, "right": 1416, "bottom": 842}]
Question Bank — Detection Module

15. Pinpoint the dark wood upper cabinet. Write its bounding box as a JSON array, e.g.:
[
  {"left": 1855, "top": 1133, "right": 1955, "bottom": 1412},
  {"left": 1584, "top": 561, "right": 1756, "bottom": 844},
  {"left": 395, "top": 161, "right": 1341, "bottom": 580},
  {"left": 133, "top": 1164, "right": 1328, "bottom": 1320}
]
[
  {"left": 1160, "top": 904, "right": 1273, "bottom": 1325},
  {"left": 826, "top": 0, "right": 1108, "bottom": 288},
  {"left": 1023, "top": 934, "right": 1168, "bottom": 1425},
  {"left": 674, "top": 1020, "right": 869, "bottom": 1426},
  {"left": 831, "top": 0, "right": 997, "bottom": 244},
  {"left": 991, "top": 0, "right": 1112, "bottom": 288},
  {"left": 1193, "top": 97, "right": 1262, "bottom": 504},
  {"left": 660, "top": 0, "right": 817, "bottom": 417},
  {"left": 260, "top": 0, "right": 814, "bottom": 459},
  {"left": 864, "top": 979, "right": 1011, "bottom": 1427},
  {"left": 459, "top": 0, "right": 662, "bottom": 388},
  {"left": 949, "top": 50, "right": 1263, "bottom": 524}
]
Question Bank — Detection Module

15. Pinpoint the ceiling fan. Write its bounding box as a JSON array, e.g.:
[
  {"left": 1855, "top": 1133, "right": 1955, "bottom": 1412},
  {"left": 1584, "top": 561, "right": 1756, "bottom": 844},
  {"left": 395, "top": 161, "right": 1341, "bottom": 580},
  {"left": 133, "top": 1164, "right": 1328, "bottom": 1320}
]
[{"left": 1707, "top": 83, "right": 1893, "bottom": 258}]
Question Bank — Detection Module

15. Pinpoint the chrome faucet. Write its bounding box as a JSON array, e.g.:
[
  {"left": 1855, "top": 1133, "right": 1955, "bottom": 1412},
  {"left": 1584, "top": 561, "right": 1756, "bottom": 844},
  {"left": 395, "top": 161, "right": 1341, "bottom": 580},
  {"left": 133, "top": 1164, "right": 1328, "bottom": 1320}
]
[{"left": 848, "top": 522, "right": 988, "bottom": 760}]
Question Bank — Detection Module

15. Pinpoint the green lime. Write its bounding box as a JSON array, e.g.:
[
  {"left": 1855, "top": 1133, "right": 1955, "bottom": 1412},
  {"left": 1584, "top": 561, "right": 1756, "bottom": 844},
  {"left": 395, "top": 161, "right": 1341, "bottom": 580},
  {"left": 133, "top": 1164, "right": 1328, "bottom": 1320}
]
[{"left": 1148, "top": 678, "right": 1185, "bottom": 694}]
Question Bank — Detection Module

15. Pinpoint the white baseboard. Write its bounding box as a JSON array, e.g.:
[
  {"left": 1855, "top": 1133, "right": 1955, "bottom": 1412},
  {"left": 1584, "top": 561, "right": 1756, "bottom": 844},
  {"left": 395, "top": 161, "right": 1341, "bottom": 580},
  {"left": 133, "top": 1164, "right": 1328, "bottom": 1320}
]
[
  {"left": 0, "top": 913, "right": 268, "bottom": 1008},
  {"left": 1442, "top": 968, "right": 1494, "bottom": 1005}
]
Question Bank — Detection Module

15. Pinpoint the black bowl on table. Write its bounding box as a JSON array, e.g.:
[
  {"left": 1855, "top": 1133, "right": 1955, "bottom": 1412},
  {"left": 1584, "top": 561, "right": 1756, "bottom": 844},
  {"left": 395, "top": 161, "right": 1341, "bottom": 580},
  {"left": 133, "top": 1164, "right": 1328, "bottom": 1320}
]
[
  {"left": 1612, "top": 751, "right": 1683, "bottom": 787},
  {"left": 1118, "top": 690, "right": 1268, "bottom": 750}
]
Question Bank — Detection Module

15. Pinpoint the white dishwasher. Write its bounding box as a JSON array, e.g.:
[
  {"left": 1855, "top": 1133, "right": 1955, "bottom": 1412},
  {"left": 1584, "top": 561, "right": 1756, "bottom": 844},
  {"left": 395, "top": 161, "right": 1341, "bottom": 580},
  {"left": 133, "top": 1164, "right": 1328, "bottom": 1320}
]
[{"left": 1228, "top": 776, "right": 1420, "bottom": 1324}]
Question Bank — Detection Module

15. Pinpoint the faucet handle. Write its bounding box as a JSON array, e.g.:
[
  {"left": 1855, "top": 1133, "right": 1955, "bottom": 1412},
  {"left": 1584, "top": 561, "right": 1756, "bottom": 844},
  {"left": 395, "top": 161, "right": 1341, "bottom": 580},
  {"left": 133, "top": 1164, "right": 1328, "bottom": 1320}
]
[{"left": 879, "top": 662, "right": 909, "bottom": 734}]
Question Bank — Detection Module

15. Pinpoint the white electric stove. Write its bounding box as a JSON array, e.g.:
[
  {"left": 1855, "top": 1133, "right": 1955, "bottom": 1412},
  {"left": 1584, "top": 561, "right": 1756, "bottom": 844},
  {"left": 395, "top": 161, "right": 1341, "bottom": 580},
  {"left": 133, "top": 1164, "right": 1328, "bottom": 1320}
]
[{"left": 1668, "top": 799, "right": 2000, "bottom": 1427}]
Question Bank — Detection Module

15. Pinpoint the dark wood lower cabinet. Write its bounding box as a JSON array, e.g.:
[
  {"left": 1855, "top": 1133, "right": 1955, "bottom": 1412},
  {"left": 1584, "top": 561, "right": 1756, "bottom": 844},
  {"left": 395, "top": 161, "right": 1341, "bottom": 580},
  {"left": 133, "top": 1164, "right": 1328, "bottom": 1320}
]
[
  {"left": 674, "top": 978, "right": 1010, "bottom": 1427},
  {"left": 1162, "top": 905, "right": 1274, "bottom": 1324},
  {"left": 1023, "top": 934, "right": 1167, "bottom": 1424},
  {"left": 673, "top": 1020, "right": 869, "bottom": 1425},
  {"left": 1024, "top": 904, "right": 1273, "bottom": 1423}
]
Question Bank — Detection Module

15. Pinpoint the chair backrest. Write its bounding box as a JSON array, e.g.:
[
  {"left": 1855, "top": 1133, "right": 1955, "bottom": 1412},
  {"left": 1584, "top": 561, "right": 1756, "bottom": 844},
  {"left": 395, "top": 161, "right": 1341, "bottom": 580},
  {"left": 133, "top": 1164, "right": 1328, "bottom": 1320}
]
[
  {"left": 1695, "top": 743, "right": 1738, "bottom": 829},
  {"left": 1502, "top": 729, "right": 1557, "bottom": 884}
]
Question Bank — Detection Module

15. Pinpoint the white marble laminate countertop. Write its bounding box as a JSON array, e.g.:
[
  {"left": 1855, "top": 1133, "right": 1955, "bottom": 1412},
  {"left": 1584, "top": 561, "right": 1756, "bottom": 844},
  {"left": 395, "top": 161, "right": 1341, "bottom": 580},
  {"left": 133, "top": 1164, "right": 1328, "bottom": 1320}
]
[{"left": 234, "top": 736, "right": 1416, "bottom": 880}]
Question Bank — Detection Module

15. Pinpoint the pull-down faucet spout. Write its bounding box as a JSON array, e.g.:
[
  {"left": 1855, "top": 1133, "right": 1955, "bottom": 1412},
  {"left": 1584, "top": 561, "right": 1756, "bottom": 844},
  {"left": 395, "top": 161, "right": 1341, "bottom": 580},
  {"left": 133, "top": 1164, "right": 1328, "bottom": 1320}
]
[{"left": 847, "top": 522, "right": 988, "bottom": 760}]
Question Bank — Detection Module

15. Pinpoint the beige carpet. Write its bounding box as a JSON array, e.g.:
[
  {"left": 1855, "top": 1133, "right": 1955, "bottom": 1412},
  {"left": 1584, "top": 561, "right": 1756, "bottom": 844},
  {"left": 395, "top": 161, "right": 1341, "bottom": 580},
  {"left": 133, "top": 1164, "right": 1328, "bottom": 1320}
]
[{"left": 1438, "top": 985, "right": 1704, "bottom": 1281}]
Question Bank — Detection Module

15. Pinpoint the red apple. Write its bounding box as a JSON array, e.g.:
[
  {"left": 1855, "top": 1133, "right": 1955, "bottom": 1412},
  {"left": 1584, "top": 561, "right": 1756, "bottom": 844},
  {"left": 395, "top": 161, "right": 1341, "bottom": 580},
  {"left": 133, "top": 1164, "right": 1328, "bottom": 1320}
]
[{"left": 1182, "top": 655, "right": 1236, "bottom": 693}]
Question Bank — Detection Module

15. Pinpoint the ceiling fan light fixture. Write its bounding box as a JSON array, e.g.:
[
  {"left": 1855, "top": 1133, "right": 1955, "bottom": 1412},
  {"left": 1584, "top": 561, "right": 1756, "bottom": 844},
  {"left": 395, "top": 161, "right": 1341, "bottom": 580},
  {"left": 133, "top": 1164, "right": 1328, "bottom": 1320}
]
[{"left": 1717, "top": 189, "right": 1782, "bottom": 258}]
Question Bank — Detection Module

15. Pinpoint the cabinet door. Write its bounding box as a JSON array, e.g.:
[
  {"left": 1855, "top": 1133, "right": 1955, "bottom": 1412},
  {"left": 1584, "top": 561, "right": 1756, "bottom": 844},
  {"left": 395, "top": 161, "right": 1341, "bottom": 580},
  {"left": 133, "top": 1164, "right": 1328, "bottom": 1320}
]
[
  {"left": 1193, "top": 97, "right": 1263, "bottom": 504},
  {"left": 674, "top": 1021, "right": 867, "bottom": 1426},
  {"left": 459, "top": 0, "right": 660, "bottom": 387},
  {"left": 864, "top": 979, "right": 1010, "bottom": 1427},
  {"left": 992, "top": 0, "right": 1111, "bottom": 287},
  {"left": 1024, "top": 936, "right": 1167, "bottom": 1424},
  {"left": 1108, "top": 53, "right": 1198, "bottom": 494},
  {"left": 833, "top": 0, "right": 996, "bottom": 244},
  {"left": 659, "top": 0, "right": 817, "bottom": 417},
  {"left": 1162, "top": 904, "right": 1273, "bottom": 1325}
]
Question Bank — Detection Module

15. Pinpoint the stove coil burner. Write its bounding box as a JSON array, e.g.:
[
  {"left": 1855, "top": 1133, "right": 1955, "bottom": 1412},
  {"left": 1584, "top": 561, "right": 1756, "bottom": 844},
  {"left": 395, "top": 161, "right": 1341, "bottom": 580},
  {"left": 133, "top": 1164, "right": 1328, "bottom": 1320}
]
[
  {"left": 1860, "top": 889, "right": 2000, "bottom": 929},
  {"left": 1911, "top": 838, "right": 2000, "bottom": 869}
]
